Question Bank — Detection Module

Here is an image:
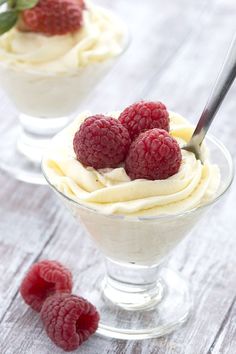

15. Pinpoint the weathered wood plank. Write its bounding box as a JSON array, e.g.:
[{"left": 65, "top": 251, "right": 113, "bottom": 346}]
[
  {"left": 210, "top": 296, "right": 236, "bottom": 354},
  {"left": 0, "top": 0, "right": 236, "bottom": 353},
  {"left": 146, "top": 0, "right": 236, "bottom": 136},
  {"left": 79, "top": 0, "right": 209, "bottom": 113},
  {"left": 0, "top": 183, "right": 62, "bottom": 321}
]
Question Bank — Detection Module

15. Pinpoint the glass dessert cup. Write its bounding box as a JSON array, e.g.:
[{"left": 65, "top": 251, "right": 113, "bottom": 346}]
[
  {"left": 42, "top": 135, "right": 233, "bottom": 340},
  {"left": 0, "top": 35, "right": 129, "bottom": 185}
]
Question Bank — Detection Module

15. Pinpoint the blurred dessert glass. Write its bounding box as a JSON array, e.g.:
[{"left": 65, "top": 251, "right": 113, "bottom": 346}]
[{"left": 0, "top": 2, "right": 128, "bottom": 183}]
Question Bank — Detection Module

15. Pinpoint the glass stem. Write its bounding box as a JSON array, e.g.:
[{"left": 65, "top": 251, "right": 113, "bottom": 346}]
[
  {"left": 17, "top": 113, "right": 72, "bottom": 162},
  {"left": 102, "top": 258, "right": 164, "bottom": 310}
]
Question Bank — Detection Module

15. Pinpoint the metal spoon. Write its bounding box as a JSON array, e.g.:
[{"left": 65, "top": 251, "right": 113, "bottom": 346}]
[{"left": 183, "top": 36, "right": 236, "bottom": 162}]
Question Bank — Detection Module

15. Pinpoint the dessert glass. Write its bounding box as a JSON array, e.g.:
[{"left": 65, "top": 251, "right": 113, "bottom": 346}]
[
  {"left": 42, "top": 135, "right": 233, "bottom": 339},
  {"left": 0, "top": 28, "right": 129, "bottom": 185}
]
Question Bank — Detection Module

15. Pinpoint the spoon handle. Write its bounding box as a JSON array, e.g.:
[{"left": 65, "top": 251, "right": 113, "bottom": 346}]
[{"left": 191, "top": 35, "right": 236, "bottom": 145}]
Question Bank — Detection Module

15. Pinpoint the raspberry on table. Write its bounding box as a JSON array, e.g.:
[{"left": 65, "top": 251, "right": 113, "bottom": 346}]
[
  {"left": 73, "top": 115, "right": 131, "bottom": 169},
  {"left": 125, "top": 128, "right": 182, "bottom": 180},
  {"left": 22, "top": 0, "right": 84, "bottom": 36},
  {"left": 20, "top": 260, "right": 73, "bottom": 312},
  {"left": 119, "top": 101, "right": 169, "bottom": 141},
  {"left": 41, "top": 293, "right": 100, "bottom": 351}
]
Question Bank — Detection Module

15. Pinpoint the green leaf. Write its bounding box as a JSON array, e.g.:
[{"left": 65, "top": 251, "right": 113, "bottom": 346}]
[
  {"left": 7, "top": 0, "right": 16, "bottom": 8},
  {"left": 0, "top": 11, "right": 18, "bottom": 35},
  {"left": 15, "top": 0, "right": 38, "bottom": 10},
  {"left": 0, "top": 0, "right": 7, "bottom": 6}
]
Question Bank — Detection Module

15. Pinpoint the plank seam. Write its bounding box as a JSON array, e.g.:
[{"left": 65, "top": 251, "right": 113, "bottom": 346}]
[
  {"left": 139, "top": 3, "right": 208, "bottom": 100},
  {"left": 206, "top": 294, "right": 236, "bottom": 354},
  {"left": 140, "top": 0, "right": 216, "bottom": 100}
]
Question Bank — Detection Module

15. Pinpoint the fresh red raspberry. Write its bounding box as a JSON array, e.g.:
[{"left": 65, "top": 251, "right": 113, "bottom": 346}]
[
  {"left": 41, "top": 293, "right": 100, "bottom": 351},
  {"left": 22, "top": 0, "right": 83, "bottom": 36},
  {"left": 20, "top": 260, "right": 73, "bottom": 312},
  {"left": 119, "top": 101, "right": 169, "bottom": 141},
  {"left": 125, "top": 129, "right": 182, "bottom": 180},
  {"left": 73, "top": 115, "right": 131, "bottom": 169}
]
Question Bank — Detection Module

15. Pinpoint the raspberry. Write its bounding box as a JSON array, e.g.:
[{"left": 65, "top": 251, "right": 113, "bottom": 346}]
[
  {"left": 20, "top": 260, "right": 73, "bottom": 312},
  {"left": 125, "top": 129, "right": 182, "bottom": 180},
  {"left": 73, "top": 115, "right": 131, "bottom": 169},
  {"left": 78, "top": 0, "right": 85, "bottom": 8},
  {"left": 41, "top": 293, "right": 100, "bottom": 351},
  {"left": 22, "top": 0, "right": 83, "bottom": 36},
  {"left": 119, "top": 101, "right": 169, "bottom": 141}
]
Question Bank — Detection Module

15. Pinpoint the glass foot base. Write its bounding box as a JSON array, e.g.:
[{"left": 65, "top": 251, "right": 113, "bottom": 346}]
[
  {"left": 0, "top": 125, "right": 46, "bottom": 184},
  {"left": 82, "top": 267, "right": 192, "bottom": 340}
]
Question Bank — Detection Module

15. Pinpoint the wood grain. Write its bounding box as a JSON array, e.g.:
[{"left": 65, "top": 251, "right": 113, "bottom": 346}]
[{"left": 0, "top": 0, "right": 236, "bottom": 353}]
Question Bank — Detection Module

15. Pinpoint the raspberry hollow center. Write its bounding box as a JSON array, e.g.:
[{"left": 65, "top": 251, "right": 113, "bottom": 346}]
[
  {"left": 76, "top": 313, "right": 95, "bottom": 332},
  {"left": 31, "top": 277, "right": 56, "bottom": 300}
]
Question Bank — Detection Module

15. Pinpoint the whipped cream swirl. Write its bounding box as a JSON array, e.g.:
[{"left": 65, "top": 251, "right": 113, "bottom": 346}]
[
  {"left": 42, "top": 111, "right": 220, "bottom": 216},
  {"left": 0, "top": 2, "right": 126, "bottom": 73}
]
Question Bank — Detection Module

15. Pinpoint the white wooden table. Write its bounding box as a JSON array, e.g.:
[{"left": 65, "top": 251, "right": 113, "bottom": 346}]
[{"left": 0, "top": 0, "right": 236, "bottom": 353}]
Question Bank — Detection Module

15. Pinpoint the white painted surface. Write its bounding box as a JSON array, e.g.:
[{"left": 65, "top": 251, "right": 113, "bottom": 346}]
[{"left": 0, "top": 0, "right": 235, "bottom": 353}]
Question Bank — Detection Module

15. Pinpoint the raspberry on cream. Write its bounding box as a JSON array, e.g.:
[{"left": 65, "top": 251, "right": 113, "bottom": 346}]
[
  {"left": 73, "top": 115, "right": 131, "bottom": 169},
  {"left": 125, "top": 128, "right": 182, "bottom": 180},
  {"left": 22, "top": 0, "right": 84, "bottom": 36},
  {"left": 119, "top": 101, "right": 169, "bottom": 140}
]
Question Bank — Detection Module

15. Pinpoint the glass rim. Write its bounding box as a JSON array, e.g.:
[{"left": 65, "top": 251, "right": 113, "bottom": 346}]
[{"left": 42, "top": 134, "right": 234, "bottom": 221}]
